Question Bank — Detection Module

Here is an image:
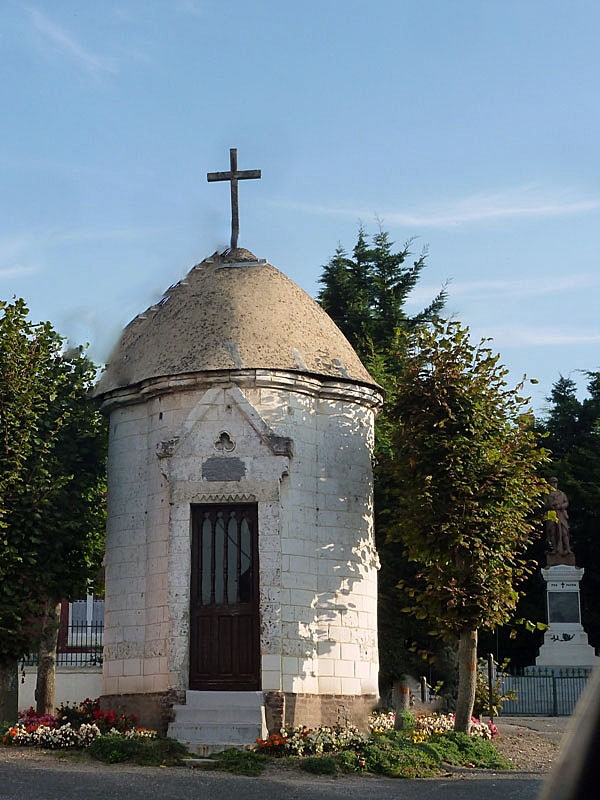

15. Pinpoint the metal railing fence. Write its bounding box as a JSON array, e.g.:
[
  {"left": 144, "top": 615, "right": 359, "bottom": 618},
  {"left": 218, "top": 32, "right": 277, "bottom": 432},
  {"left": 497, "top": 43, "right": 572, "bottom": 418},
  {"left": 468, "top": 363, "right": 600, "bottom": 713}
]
[
  {"left": 21, "top": 622, "right": 104, "bottom": 668},
  {"left": 501, "top": 667, "right": 592, "bottom": 716}
]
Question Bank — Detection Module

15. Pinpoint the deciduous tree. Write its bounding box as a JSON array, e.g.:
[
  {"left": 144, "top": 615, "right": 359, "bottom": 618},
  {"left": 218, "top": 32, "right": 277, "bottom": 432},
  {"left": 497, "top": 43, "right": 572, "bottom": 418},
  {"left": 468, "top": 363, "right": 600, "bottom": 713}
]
[
  {"left": 0, "top": 298, "right": 106, "bottom": 718},
  {"left": 383, "top": 320, "right": 548, "bottom": 731}
]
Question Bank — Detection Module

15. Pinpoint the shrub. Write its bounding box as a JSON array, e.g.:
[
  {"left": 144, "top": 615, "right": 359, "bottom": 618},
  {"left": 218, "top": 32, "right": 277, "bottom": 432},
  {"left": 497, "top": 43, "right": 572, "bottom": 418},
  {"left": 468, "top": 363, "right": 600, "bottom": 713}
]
[
  {"left": 88, "top": 734, "right": 188, "bottom": 766},
  {"left": 428, "top": 731, "right": 514, "bottom": 770},
  {"left": 88, "top": 734, "right": 135, "bottom": 763},
  {"left": 395, "top": 710, "right": 416, "bottom": 732},
  {"left": 336, "top": 749, "right": 365, "bottom": 773},
  {"left": 473, "top": 659, "right": 517, "bottom": 719},
  {"left": 356, "top": 732, "right": 442, "bottom": 778},
  {"left": 301, "top": 755, "right": 338, "bottom": 775},
  {"left": 211, "top": 748, "right": 268, "bottom": 776}
]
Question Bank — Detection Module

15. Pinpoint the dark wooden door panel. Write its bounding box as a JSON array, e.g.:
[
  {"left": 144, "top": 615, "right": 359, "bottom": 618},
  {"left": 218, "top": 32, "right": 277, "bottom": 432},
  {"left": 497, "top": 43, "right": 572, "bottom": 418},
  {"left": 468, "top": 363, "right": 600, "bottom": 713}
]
[{"left": 190, "top": 504, "right": 260, "bottom": 691}]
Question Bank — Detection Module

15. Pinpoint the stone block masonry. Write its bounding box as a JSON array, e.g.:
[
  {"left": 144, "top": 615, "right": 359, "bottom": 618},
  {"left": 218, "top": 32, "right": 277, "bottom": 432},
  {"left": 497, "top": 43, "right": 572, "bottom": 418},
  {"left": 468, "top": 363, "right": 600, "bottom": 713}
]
[
  {"left": 94, "top": 250, "right": 384, "bottom": 748},
  {"left": 99, "top": 370, "right": 382, "bottom": 738}
]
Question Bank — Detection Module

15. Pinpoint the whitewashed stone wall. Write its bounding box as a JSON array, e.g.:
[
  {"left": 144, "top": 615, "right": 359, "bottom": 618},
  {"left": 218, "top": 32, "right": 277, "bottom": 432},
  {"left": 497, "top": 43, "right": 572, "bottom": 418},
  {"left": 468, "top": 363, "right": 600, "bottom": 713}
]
[{"left": 101, "top": 370, "right": 381, "bottom": 701}]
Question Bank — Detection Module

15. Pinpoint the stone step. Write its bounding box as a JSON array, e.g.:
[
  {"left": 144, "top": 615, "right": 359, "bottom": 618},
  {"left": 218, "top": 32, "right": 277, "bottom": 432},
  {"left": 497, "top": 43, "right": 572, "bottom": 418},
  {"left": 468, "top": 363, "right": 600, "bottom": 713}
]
[
  {"left": 182, "top": 690, "right": 265, "bottom": 709},
  {"left": 169, "top": 722, "right": 263, "bottom": 743},
  {"left": 172, "top": 705, "right": 262, "bottom": 723},
  {"left": 185, "top": 743, "right": 250, "bottom": 757},
  {"left": 167, "top": 690, "right": 267, "bottom": 754}
]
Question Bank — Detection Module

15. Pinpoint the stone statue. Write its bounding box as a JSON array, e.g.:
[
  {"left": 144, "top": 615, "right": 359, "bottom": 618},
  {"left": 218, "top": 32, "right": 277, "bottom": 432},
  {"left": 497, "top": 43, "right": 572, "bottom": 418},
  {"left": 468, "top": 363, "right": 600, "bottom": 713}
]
[{"left": 544, "top": 477, "right": 573, "bottom": 562}]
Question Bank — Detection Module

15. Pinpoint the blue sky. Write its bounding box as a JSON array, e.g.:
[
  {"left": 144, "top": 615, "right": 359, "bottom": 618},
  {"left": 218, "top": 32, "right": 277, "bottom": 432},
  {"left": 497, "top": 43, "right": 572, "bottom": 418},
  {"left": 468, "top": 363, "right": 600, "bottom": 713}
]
[{"left": 2, "top": 1, "right": 599, "bottom": 414}]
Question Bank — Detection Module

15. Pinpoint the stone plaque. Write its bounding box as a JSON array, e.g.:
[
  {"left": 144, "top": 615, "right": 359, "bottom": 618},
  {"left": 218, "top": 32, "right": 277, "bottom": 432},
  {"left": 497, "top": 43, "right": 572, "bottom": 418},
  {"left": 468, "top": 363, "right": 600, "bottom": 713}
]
[
  {"left": 548, "top": 592, "right": 580, "bottom": 624},
  {"left": 202, "top": 456, "right": 246, "bottom": 482}
]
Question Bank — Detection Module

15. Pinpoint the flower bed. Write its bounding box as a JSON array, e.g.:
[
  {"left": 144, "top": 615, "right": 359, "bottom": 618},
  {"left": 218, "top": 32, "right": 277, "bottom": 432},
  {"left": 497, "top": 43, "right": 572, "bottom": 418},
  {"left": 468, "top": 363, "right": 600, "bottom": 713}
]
[
  {"left": 1, "top": 700, "right": 156, "bottom": 750},
  {"left": 255, "top": 711, "right": 497, "bottom": 759},
  {"left": 256, "top": 725, "right": 367, "bottom": 756},
  {"left": 413, "top": 713, "right": 497, "bottom": 740},
  {"left": 366, "top": 710, "right": 498, "bottom": 740}
]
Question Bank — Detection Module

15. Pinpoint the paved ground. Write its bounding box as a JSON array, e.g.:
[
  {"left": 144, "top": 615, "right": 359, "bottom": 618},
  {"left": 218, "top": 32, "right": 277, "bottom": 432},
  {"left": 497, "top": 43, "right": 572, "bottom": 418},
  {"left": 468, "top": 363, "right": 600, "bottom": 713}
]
[
  {"left": 0, "top": 716, "right": 574, "bottom": 800},
  {"left": 500, "top": 715, "right": 571, "bottom": 741},
  {"left": 0, "top": 757, "right": 547, "bottom": 800}
]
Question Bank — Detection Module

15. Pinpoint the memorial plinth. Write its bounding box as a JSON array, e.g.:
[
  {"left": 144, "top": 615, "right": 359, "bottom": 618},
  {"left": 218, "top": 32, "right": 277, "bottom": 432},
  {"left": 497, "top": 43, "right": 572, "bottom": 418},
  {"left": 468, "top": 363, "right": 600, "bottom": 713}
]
[{"left": 535, "top": 564, "right": 599, "bottom": 667}]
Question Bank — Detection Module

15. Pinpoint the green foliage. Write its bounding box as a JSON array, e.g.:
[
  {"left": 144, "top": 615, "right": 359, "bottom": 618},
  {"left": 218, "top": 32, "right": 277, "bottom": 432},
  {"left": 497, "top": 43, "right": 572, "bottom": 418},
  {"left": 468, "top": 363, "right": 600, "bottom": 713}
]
[
  {"left": 483, "top": 371, "right": 600, "bottom": 665},
  {"left": 336, "top": 749, "right": 363, "bottom": 773},
  {"left": 336, "top": 729, "right": 512, "bottom": 777},
  {"left": 381, "top": 319, "right": 548, "bottom": 730},
  {"left": 347, "top": 732, "right": 442, "bottom": 778},
  {"left": 0, "top": 298, "right": 106, "bottom": 666},
  {"left": 318, "top": 227, "right": 451, "bottom": 688},
  {"left": 88, "top": 734, "right": 132, "bottom": 763},
  {"left": 318, "top": 227, "right": 446, "bottom": 368},
  {"left": 384, "top": 320, "right": 549, "bottom": 636},
  {"left": 300, "top": 755, "right": 338, "bottom": 775},
  {"left": 395, "top": 710, "right": 416, "bottom": 732},
  {"left": 472, "top": 659, "right": 517, "bottom": 719},
  {"left": 537, "top": 374, "right": 600, "bottom": 648},
  {"left": 427, "top": 731, "right": 513, "bottom": 769},
  {"left": 88, "top": 734, "right": 188, "bottom": 766},
  {"left": 210, "top": 748, "right": 268, "bottom": 776}
]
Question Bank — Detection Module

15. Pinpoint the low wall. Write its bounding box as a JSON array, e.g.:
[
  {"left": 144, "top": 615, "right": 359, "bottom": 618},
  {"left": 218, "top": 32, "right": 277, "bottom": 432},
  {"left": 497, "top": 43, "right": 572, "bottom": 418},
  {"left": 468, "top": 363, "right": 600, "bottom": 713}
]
[{"left": 18, "top": 667, "right": 102, "bottom": 713}]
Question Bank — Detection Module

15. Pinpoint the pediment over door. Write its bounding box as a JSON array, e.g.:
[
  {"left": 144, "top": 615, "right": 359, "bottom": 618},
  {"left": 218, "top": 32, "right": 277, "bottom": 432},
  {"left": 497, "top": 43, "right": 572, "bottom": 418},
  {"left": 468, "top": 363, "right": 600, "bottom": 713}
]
[{"left": 156, "top": 384, "right": 293, "bottom": 484}]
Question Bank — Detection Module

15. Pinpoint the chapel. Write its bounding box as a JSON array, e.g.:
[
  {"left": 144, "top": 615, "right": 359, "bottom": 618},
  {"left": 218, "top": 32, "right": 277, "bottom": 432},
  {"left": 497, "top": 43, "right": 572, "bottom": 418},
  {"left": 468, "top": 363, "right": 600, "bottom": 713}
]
[{"left": 93, "top": 154, "right": 383, "bottom": 752}]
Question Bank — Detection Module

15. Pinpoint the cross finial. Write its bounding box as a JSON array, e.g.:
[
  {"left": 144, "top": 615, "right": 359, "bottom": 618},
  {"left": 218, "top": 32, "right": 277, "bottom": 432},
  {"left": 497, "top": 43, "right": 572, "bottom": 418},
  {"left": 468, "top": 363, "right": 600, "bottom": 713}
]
[{"left": 207, "top": 148, "right": 261, "bottom": 250}]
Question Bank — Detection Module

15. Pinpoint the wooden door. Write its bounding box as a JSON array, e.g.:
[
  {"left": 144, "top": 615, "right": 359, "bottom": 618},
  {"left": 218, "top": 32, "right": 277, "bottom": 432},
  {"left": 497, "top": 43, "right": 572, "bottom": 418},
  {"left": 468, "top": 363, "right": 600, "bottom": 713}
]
[{"left": 189, "top": 504, "right": 260, "bottom": 690}]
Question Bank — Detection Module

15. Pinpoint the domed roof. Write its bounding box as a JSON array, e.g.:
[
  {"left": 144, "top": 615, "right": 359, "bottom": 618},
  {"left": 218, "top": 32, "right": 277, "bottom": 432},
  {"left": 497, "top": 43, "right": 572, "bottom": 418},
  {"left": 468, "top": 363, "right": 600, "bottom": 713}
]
[{"left": 94, "top": 248, "right": 379, "bottom": 396}]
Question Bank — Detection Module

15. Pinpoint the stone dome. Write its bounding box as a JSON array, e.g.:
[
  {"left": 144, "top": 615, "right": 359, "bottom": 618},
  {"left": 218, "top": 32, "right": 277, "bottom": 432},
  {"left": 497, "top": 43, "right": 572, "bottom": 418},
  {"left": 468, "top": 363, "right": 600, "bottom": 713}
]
[{"left": 95, "top": 248, "right": 379, "bottom": 396}]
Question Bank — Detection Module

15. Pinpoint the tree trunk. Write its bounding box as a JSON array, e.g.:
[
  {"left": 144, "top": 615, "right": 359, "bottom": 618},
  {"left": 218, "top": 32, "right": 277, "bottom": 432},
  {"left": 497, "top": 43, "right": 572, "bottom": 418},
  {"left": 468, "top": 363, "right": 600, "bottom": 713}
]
[
  {"left": 455, "top": 627, "right": 478, "bottom": 733},
  {"left": 0, "top": 659, "right": 19, "bottom": 722},
  {"left": 392, "top": 677, "right": 412, "bottom": 729},
  {"left": 35, "top": 599, "right": 61, "bottom": 715}
]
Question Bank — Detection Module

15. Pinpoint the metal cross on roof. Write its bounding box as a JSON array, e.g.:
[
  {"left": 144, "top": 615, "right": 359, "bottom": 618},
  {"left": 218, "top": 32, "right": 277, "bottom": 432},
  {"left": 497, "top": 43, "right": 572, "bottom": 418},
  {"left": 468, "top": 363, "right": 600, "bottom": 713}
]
[{"left": 207, "top": 148, "right": 261, "bottom": 250}]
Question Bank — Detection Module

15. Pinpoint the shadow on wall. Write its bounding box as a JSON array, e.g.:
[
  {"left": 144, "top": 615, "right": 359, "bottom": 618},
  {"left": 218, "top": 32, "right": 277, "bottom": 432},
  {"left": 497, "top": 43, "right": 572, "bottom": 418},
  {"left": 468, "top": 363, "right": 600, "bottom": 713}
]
[{"left": 280, "top": 397, "right": 379, "bottom": 692}]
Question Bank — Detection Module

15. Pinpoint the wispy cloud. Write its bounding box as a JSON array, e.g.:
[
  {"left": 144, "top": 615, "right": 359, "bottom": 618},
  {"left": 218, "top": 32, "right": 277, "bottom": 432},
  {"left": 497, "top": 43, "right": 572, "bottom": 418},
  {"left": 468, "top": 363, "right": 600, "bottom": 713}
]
[
  {"left": 484, "top": 324, "right": 600, "bottom": 348},
  {"left": 403, "top": 273, "right": 600, "bottom": 308},
  {"left": 385, "top": 188, "right": 600, "bottom": 227},
  {"left": 0, "top": 265, "right": 39, "bottom": 280},
  {"left": 280, "top": 186, "right": 600, "bottom": 228},
  {"left": 28, "top": 7, "right": 117, "bottom": 76}
]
